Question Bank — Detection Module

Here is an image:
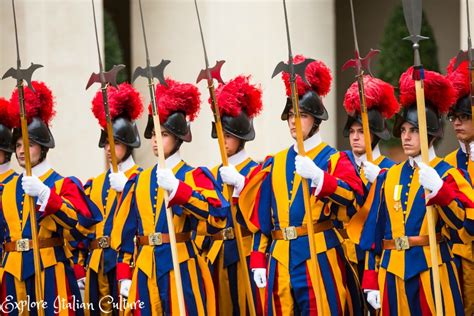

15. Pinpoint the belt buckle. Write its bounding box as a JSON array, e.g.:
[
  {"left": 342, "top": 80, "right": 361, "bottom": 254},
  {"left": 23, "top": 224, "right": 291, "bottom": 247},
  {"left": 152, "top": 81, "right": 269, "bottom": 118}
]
[
  {"left": 395, "top": 236, "right": 410, "bottom": 251},
  {"left": 97, "top": 236, "right": 110, "bottom": 249},
  {"left": 148, "top": 233, "right": 162, "bottom": 246},
  {"left": 16, "top": 238, "right": 30, "bottom": 252},
  {"left": 222, "top": 227, "right": 235, "bottom": 241},
  {"left": 283, "top": 226, "right": 297, "bottom": 241}
]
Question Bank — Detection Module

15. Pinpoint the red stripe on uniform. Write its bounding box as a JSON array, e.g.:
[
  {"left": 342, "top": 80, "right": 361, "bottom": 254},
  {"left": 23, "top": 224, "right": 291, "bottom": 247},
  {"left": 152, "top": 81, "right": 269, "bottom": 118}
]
[
  {"left": 418, "top": 278, "right": 431, "bottom": 316},
  {"left": 273, "top": 263, "right": 282, "bottom": 316},
  {"left": 305, "top": 261, "right": 318, "bottom": 315}
]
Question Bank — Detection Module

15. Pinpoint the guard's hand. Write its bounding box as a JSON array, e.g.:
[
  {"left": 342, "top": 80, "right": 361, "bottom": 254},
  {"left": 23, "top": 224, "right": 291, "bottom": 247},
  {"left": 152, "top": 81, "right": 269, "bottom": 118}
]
[
  {"left": 22, "top": 176, "right": 50, "bottom": 201},
  {"left": 109, "top": 172, "right": 128, "bottom": 192},
  {"left": 252, "top": 268, "right": 267, "bottom": 288},
  {"left": 366, "top": 290, "right": 381, "bottom": 309},
  {"left": 295, "top": 155, "right": 323, "bottom": 184},
  {"left": 119, "top": 279, "right": 132, "bottom": 298},
  {"left": 220, "top": 165, "right": 245, "bottom": 193},
  {"left": 418, "top": 162, "right": 443, "bottom": 195},
  {"left": 362, "top": 161, "right": 381, "bottom": 184},
  {"left": 77, "top": 277, "right": 86, "bottom": 290},
  {"left": 156, "top": 168, "right": 179, "bottom": 193}
]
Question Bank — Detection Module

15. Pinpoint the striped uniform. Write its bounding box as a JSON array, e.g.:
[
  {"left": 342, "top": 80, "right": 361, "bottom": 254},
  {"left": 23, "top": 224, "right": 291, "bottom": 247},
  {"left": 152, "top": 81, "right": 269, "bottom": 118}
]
[
  {"left": 80, "top": 162, "right": 142, "bottom": 315},
  {"left": 349, "top": 157, "right": 474, "bottom": 315},
  {"left": 239, "top": 141, "right": 365, "bottom": 315},
  {"left": 207, "top": 157, "right": 264, "bottom": 315},
  {"left": 0, "top": 168, "right": 102, "bottom": 316},
  {"left": 337, "top": 151, "right": 394, "bottom": 281},
  {"left": 445, "top": 147, "right": 474, "bottom": 315},
  {"left": 111, "top": 158, "right": 229, "bottom": 316}
]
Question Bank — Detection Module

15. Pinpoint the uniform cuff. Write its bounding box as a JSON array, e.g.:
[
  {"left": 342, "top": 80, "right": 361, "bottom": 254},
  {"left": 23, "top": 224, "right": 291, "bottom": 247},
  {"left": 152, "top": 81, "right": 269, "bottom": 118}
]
[
  {"left": 74, "top": 264, "right": 86, "bottom": 280},
  {"left": 316, "top": 172, "right": 338, "bottom": 197},
  {"left": 361, "top": 270, "right": 379, "bottom": 290},
  {"left": 250, "top": 251, "right": 267, "bottom": 269},
  {"left": 168, "top": 181, "right": 193, "bottom": 206},
  {"left": 427, "top": 181, "right": 455, "bottom": 207},
  {"left": 116, "top": 262, "right": 132, "bottom": 281},
  {"left": 44, "top": 189, "right": 63, "bottom": 215}
]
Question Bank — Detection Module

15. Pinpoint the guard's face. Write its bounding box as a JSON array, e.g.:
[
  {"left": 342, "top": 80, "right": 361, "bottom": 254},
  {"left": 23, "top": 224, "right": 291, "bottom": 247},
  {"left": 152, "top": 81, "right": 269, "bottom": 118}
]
[
  {"left": 104, "top": 141, "right": 127, "bottom": 164},
  {"left": 449, "top": 112, "right": 474, "bottom": 142},
  {"left": 224, "top": 133, "right": 241, "bottom": 157},
  {"left": 400, "top": 122, "right": 421, "bottom": 157},
  {"left": 287, "top": 109, "right": 316, "bottom": 140},
  {"left": 15, "top": 138, "right": 42, "bottom": 168},
  {"left": 151, "top": 128, "right": 178, "bottom": 159},
  {"left": 349, "top": 122, "right": 366, "bottom": 157}
]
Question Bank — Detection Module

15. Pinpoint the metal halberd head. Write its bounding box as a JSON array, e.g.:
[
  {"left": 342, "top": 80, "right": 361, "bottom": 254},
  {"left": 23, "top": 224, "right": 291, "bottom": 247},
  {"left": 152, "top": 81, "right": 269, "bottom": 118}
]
[
  {"left": 132, "top": 59, "right": 170, "bottom": 86},
  {"left": 272, "top": 57, "right": 315, "bottom": 86},
  {"left": 342, "top": 49, "right": 380, "bottom": 76},
  {"left": 196, "top": 60, "right": 226, "bottom": 84},
  {"left": 86, "top": 64, "right": 126, "bottom": 90}
]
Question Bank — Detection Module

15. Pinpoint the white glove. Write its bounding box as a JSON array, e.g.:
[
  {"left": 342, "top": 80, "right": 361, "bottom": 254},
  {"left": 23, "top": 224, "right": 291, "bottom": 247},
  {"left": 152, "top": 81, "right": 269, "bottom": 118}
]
[
  {"left": 469, "top": 141, "right": 474, "bottom": 162},
  {"left": 418, "top": 162, "right": 443, "bottom": 196},
  {"left": 295, "top": 155, "right": 323, "bottom": 185},
  {"left": 109, "top": 171, "right": 128, "bottom": 192},
  {"left": 77, "top": 277, "right": 86, "bottom": 290},
  {"left": 366, "top": 290, "right": 381, "bottom": 309},
  {"left": 22, "top": 176, "right": 50, "bottom": 202},
  {"left": 252, "top": 268, "right": 267, "bottom": 288},
  {"left": 362, "top": 161, "right": 381, "bottom": 183},
  {"left": 156, "top": 168, "right": 180, "bottom": 193},
  {"left": 220, "top": 165, "right": 245, "bottom": 195},
  {"left": 119, "top": 279, "right": 132, "bottom": 298}
]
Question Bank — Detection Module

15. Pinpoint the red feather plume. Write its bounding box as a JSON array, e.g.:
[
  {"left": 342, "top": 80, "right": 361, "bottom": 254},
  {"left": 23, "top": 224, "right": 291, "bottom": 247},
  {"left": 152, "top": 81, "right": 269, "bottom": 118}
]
[
  {"left": 151, "top": 78, "right": 201, "bottom": 123},
  {"left": 399, "top": 66, "right": 456, "bottom": 114},
  {"left": 282, "top": 54, "right": 332, "bottom": 97},
  {"left": 343, "top": 75, "right": 399, "bottom": 119},
  {"left": 92, "top": 83, "right": 144, "bottom": 128},
  {"left": 0, "top": 98, "right": 13, "bottom": 128},
  {"left": 446, "top": 56, "right": 470, "bottom": 100},
  {"left": 9, "top": 81, "right": 55, "bottom": 128},
  {"left": 214, "top": 75, "right": 263, "bottom": 118}
]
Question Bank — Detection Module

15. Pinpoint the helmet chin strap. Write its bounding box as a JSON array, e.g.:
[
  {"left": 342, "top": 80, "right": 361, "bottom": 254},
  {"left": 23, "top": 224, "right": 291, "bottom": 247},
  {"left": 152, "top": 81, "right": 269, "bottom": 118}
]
[
  {"left": 38, "top": 147, "right": 49, "bottom": 164},
  {"left": 306, "top": 121, "right": 321, "bottom": 139},
  {"left": 168, "top": 138, "right": 183, "bottom": 158}
]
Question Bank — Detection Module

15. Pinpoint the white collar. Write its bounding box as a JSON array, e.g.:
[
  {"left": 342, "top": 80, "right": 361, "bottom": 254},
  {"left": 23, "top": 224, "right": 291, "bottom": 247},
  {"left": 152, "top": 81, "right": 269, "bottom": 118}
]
[
  {"left": 114, "top": 155, "right": 135, "bottom": 173},
  {"left": 409, "top": 146, "right": 436, "bottom": 167},
  {"left": 158, "top": 151, "right": 181, "bottom": 170},
  {"left": 293, "top": 132, "right": 322, "bottom": 153},
  {"left": 0, "top": 162, "right": 11, "bottom": 174},
  {"left": 228, "top": 149, "right": 249, "bottom": 166},
  {"left": 23, "top": 160, "right": 52, "bottom": 177},
  {"left": 354, "top": 144, "right": 381, "bottom": 168},
  {"left": 459, "top": 140, "right": 467, "bottom": 154}
]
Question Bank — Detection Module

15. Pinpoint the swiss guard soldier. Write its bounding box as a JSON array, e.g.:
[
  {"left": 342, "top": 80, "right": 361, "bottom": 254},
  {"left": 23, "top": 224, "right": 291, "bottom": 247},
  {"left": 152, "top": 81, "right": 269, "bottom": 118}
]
[
  {"left": 78, "top": 83, "right": 144, "bottom": 314},
  {"left": 111, "top": 78, "right": 229, "bottom": 315},
  {"left": 445, "top": 56, "right": 474, "bottom": 315},
  {"left": 204, "top": 75, "right": 264, "bottom": 315},
  {"left": 349, "top": 67, "right": 473, "bottom": 315},
  {"left": 238, "top": 55, "right": 364, "bottom": 315},
  {"left": 340, "top": 76, "right": 398, "bottom": 278},
  {"left": 1, "top": 81, "right": 101, "bottom": 315}
]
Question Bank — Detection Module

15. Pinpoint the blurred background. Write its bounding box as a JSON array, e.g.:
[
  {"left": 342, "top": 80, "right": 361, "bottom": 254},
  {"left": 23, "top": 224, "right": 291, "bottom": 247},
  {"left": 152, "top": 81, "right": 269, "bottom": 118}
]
[{"left": 0, "top": 0, "right": 469, "bottom": 182}]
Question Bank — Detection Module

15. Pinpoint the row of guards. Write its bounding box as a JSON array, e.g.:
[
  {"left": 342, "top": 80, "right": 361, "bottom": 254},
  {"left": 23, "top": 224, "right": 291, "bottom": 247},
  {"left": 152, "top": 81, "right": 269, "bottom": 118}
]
[{"left": 0, "top": 0, "right": 473, "bottom": 315}]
